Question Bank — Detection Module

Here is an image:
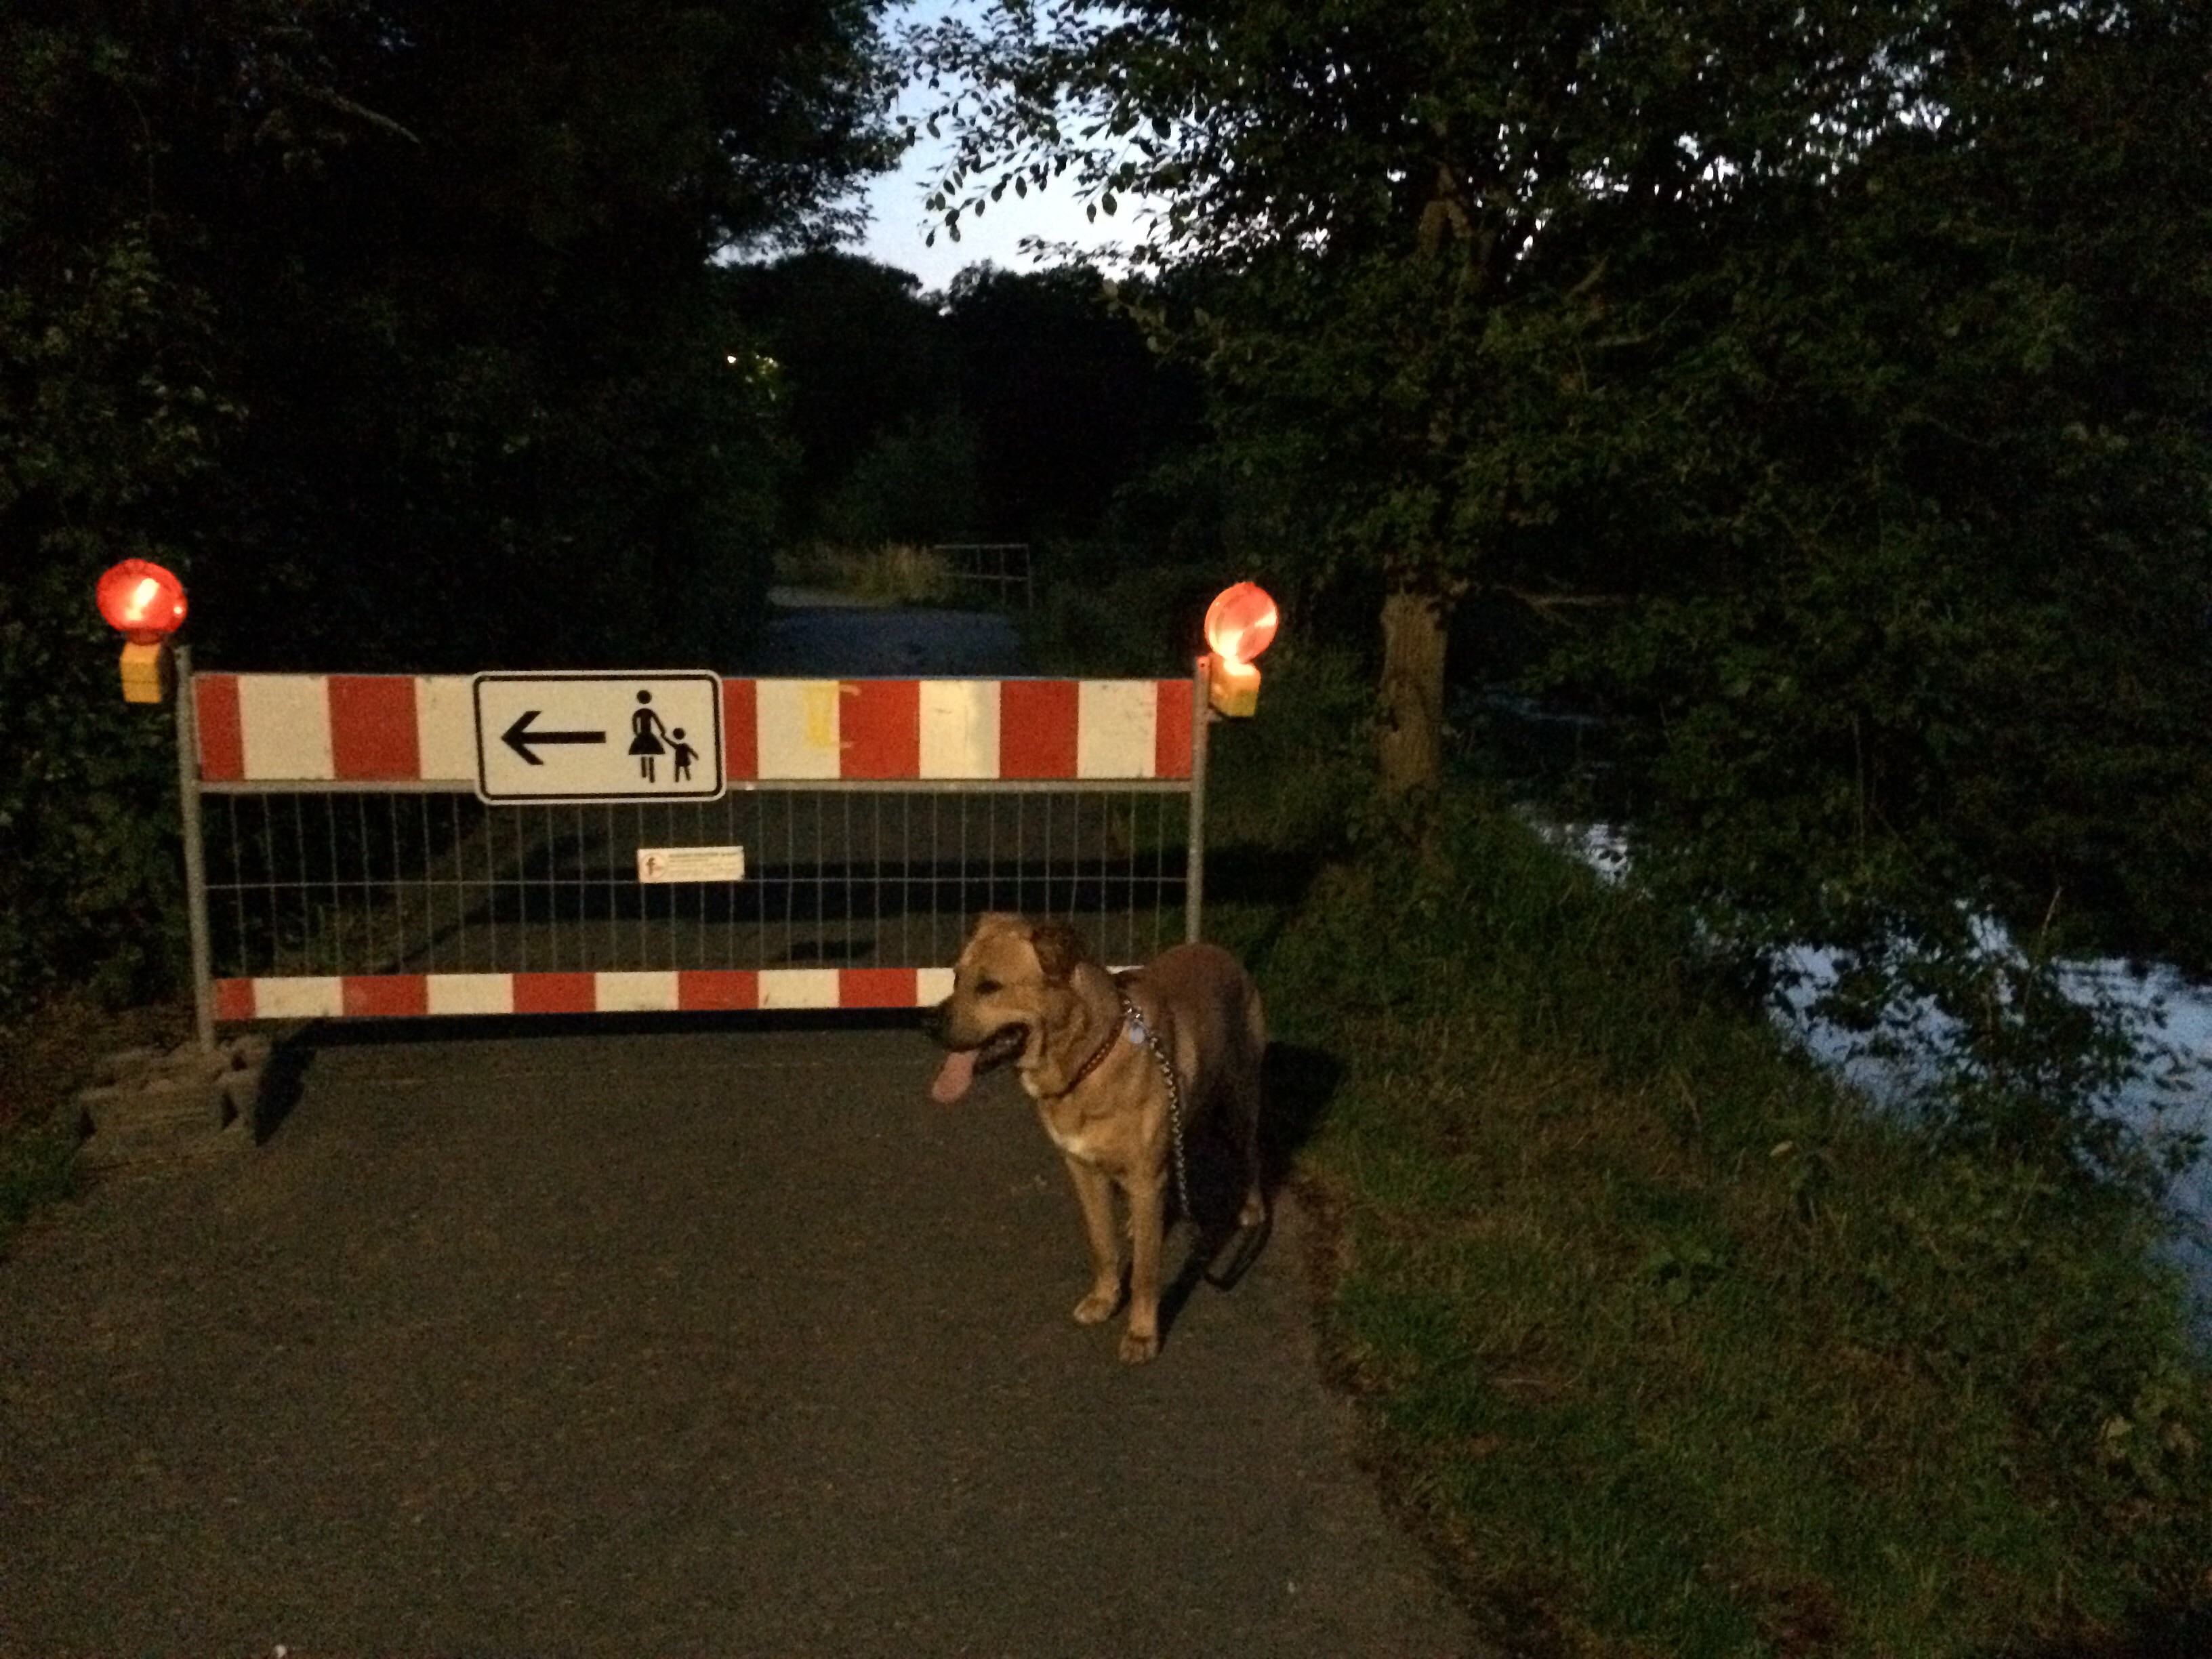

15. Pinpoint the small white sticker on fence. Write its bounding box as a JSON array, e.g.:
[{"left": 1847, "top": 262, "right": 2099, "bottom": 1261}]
[{"left": 636, "top": 845, "right": 746, "bottom": 884}]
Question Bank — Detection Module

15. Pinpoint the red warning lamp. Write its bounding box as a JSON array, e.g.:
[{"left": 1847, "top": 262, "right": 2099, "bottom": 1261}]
[
  {"left": 1203, "top": 581, "right": 1278, "bottom": 717},
  {"left": 94, "top": 558, "right": 187, "bottom": 703}
]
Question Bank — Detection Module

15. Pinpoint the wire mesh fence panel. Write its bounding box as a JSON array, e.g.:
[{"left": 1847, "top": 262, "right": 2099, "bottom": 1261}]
[
  {"left": 203, "top": 785, "right": 1191, "bottom": 985},
  {"left": 188, "top": 668, "right": 1204, "bottom": 1021}
]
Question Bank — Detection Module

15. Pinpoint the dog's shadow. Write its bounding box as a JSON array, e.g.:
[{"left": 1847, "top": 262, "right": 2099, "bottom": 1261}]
[{"left": 1157, "top": 1041, "right": 1343, "bottom": 1340}]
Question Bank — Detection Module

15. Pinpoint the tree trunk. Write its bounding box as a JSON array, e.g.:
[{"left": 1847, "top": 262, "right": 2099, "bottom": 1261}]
[{"left": 1378, "top": 586, "right": 1451, "bottom": 794}]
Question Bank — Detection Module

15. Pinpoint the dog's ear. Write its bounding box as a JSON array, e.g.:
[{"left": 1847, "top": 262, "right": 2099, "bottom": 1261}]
[{"left": 1026, "top": 920, "right": 1091, "bottom": 982}]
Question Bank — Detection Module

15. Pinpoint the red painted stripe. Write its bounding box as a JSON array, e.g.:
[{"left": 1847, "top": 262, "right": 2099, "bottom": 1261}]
[
  {"left": 328, "top": 676, "right": 422, "bottom": 780},
  {"left": 343, "top": 975, "right": 428, "bottom": 1017},
  {"left": 195, "top": 675, "right": 245, "bottom": 781},
  {"left": 723, "top": 678, "right": 758, "bottom": 780},
  {"left": 1155, "top": 678, "right": 1195, "bottom": 779},
  {"left": 213, "top": 978, "right": 255, "bottom": 1021},
  {"left": 678, "top": 968, "right": 760, "bottom": 1010},
  {"left": 841, "top": 967, "right": 918, "bottom": 1008},
  {"left": 513, "top": 972, "right": 596, "bottom": 1014},
  {"left": 841, "top": 680, "right": 920, "bottom": 779},
  {"left": 999, "top": 680, "right": 1079, "bottom": 778}
]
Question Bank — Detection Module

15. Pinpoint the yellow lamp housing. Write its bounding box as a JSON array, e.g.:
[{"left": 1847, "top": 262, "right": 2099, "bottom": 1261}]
[
  {"left": 1206, "top": 651, "right": 1261, "bottom": 718},
  {"left": 119, "top": 640, "right": 173, "bottom": 704}
]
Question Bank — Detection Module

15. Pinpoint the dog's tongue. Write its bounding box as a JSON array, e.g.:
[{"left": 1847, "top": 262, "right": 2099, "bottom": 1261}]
[{"left": 930, "top": 1048, "right": 977, "bottom": 1105}]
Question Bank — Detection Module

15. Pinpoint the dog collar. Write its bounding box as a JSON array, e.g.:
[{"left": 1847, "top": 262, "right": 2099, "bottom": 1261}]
[{"left": 1061, "top": 999, "right": 1128, "bottom": 1095}]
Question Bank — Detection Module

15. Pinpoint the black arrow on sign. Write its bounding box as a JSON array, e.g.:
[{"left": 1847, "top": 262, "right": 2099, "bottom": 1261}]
[{"left": 501, "top": 710, "right": 607, "bottom": 766}]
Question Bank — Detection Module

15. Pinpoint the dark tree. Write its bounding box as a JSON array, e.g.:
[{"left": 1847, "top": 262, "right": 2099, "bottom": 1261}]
[
  {"left": 0, "top": 0, "right": 903, "bottom": 1015},
  {"left": 941, "top": 262, "right": 1199, "bottom": 541},
  {"left": 731, "top": 251, "right": 1199, "bottom": 548},
  {"left": 724, "top": 250, "right": 951, "bottom": 538},
  {"left": 915, "top": 0, "right": 2212, "bottom": 1165}
]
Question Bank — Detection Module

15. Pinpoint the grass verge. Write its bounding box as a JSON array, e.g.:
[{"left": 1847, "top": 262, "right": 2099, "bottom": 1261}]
[{"left": 1193, "top": 642, "right": 2212, "bottom": 1657}]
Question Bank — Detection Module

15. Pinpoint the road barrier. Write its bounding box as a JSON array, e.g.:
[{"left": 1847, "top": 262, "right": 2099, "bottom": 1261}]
[
  {"left": 178, "top": 654, "right": 1208, "bottom": 1042},
  {"left": 930, "top": 542, "right": 1033, "bottom": 610}
]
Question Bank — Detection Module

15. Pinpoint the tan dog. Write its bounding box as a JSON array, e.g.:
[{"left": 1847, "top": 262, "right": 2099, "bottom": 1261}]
[{"left": 923, "top": 914, "right": 1268, "bottom": 1363}]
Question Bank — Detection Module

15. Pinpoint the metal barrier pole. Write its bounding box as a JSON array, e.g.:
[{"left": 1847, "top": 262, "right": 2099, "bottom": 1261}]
[
  {"left": 173, "top": 645, "right": 217, "bottom": 1054},
  {"left": 1186, "top": 655, "right": 1209, "bottom": 943}
]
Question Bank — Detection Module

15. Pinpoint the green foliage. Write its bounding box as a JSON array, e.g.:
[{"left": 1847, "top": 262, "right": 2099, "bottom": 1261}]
[
  {"left": 911, "top": 0, "right": 1961, "bottom": 594},
  {"left": 941, "top": 263, "right": 1203, "bottom": 541},
  {"left": 0, "top": 184, "right": 226, "bottom": 1013},
  {"left": 157, "top": 0, "right": 899, "bottom": 671},
  {"left": 1248, "top": 790, "right": 2212, "bottom": 1654},
  {"left": 0, "top": 0, "right": 903, "bottom": 1022},
  {"left": 1519, "top": 0, "right": 2212, "bottom": 1164},
  {"left": 917, "top": 0, "right": 2099, "bottom": 804},
  {"left": 1015, "top": 543, "right": 1221, "bottom": 678},
  {"left": 0, "top": 583, "right": 186, "bottom": 1014},
  {"left": 917, "top": 0, "right": 2212, "bottom": 1157},
  {"left": 819, "top": 409, "right": 981, "bottom": 548},
  {"left": 729, "top": 252, "right": 1202, "bottom": 547},
  {"left": 724, "top": 252, "right": 950, "bottom": 533}
]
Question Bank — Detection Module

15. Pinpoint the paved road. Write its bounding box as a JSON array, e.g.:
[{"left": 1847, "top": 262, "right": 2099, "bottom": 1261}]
[
  {"left": 739, "top": 594, "right": 1031, "bottom": 677},
  {"left": 1, "top": 1021, "right": 1474, "bottom": 1657}
]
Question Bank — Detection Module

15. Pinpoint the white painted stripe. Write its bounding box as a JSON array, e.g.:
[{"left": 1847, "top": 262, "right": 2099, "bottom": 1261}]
[
  {"left": 1077, "top": 680, "right": 1158, "bottom": 779},
  {"left": 756, "top": 679, "right": 842, "bottom": 779},
  {"left": 237, "top": 674, "right": 334, "bottom": 780},
  {"left": 426, "top": 973, "right": 514, "bottom": 1016},
  {"left": 916, "top": 966, "right": 955, "bottom": 1005},
  {"left": 919, "top": 680, "right": 1000, "bottom": 779},
  {"left": 596, "top": 970, "right": 679, "bottom": 1012},
  {"left": 253, "top": 976, "right": 343, "bottom": 1019},
  {"left": 758, "top": 968, "right": 841, "bottom": 1009},
  {"left": 415, "top": 676, "right": 477, "bottom": 781}
]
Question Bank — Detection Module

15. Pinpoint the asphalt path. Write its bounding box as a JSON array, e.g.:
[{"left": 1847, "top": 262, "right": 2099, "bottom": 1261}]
[
  {"left": 737, "top": 591, "right": 1034, "bottom": 678},
  {"left": 1, "top": 1023, "right": 1473, "bottom": 1656},
  {"left": 0, "top": 601, "right": 1476, "bottom": 1656}
]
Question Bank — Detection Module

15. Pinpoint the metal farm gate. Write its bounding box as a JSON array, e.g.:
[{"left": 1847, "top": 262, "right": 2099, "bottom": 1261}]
[{"left": 174, "top": 653, "right": 1208, "bottom": 1046}]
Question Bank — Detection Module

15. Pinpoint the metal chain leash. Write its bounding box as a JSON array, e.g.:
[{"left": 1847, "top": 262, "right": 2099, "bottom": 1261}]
[{"left": 1118, "top": 985, "right": 1192, "bottom": 1224}]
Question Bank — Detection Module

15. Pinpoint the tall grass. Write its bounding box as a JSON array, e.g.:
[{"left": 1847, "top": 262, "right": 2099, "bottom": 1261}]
[
  {"left": 1191, "top": 642, "right": 2212, "bottom": 1656},
  {"left": 775, "top": 541, "right": 954, "bottom": 606}
]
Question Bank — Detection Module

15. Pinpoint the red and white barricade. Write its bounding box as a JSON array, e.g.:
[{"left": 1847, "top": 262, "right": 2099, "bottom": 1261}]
[{"left": 180, "top": 667, "right": 1209, "bottom": 1027}]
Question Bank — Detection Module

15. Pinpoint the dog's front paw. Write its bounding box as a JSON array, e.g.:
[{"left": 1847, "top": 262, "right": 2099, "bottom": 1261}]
[
  {"left": 1118, "top": 1328, "right": 1160, "bottom": 1364},
  {"left": 1072, "top": 1286, "right": 1121, "bottom": 1325}
]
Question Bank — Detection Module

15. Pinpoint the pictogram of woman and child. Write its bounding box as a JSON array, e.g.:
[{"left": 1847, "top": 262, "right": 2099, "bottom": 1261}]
[{"left": 628, "top": 689, "right": 699, "bottom": 783}]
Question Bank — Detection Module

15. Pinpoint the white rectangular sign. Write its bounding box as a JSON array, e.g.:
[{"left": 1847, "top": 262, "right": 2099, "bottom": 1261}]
[
  {"left": 636, "top": 845, "right": 745, "bottom": 884},
  {"left": 473, "top": 672, "right": 724, "bottom": 804}
]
